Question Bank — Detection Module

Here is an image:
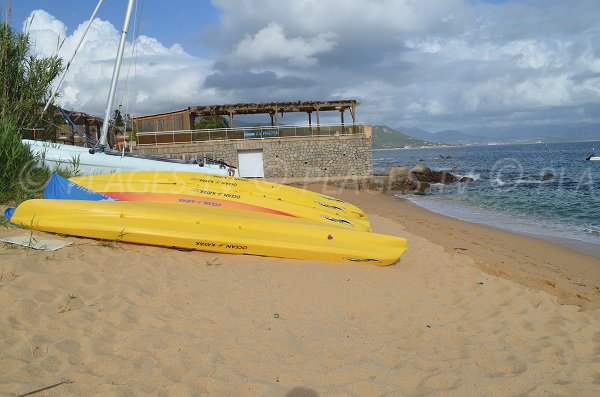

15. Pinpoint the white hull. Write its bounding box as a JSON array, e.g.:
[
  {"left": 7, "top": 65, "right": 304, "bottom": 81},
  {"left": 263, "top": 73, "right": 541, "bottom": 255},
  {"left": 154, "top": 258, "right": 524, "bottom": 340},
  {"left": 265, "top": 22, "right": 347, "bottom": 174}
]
[
  {"left": 24, "top": 140, "right": 231, "bottom": 176},
  {"left": 587, "top": 156, "right": 600, "bottom": 161}
]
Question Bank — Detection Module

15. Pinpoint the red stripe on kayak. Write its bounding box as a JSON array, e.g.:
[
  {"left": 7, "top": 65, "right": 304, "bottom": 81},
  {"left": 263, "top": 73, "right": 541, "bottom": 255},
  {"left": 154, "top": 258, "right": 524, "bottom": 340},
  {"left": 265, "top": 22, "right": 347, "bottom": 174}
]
[{"left": 101, "top": 191, "right": 298, "bottom": 217}]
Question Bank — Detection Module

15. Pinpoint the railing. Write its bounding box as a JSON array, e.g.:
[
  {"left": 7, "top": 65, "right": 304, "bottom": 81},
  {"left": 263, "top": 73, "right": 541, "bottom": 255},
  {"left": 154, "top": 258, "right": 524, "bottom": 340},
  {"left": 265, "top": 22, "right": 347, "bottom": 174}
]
[{"left": 136, "top": 123, "right": 366, "bottom": 146}]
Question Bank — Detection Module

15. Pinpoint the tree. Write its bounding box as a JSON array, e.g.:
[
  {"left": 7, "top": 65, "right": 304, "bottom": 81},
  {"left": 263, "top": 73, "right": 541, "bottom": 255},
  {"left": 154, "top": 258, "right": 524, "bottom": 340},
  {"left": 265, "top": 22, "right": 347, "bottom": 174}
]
[
  {"left": 0, "top": 23, "right": 63, "bottom": 128},
  {"left": 195, "top": 115, "right": 229, "bottom": 129},
  {"left": 112, "top": 108, "right": 124, "bottom": 129}
]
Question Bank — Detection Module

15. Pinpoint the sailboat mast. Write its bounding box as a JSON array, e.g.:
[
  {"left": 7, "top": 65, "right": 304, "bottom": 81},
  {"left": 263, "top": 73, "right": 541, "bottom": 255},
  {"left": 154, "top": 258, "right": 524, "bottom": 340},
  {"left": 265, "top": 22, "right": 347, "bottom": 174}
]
[{"left": 98, "top": 0, "right": 136, "bottom": 149}]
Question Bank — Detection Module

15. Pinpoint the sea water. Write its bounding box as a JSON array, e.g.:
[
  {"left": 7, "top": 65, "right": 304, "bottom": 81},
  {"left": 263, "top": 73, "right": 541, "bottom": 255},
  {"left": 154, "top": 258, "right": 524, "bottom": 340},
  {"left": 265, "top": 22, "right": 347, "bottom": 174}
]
[{"left": 372, "top": 141, "right": 600, "bottom": 257}]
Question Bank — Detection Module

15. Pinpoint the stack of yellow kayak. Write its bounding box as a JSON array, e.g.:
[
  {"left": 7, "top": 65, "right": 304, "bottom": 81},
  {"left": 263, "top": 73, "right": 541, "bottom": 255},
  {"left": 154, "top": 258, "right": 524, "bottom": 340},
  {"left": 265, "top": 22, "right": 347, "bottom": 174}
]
[
  {"left": 71, "top": 171, "right": 367, "bottom": 218},
  {"left": 5, "top": 172, "right": 408, "bottom": 265},
  {"left": 70, "top": 172, "right": 371, "bottom": 231}
]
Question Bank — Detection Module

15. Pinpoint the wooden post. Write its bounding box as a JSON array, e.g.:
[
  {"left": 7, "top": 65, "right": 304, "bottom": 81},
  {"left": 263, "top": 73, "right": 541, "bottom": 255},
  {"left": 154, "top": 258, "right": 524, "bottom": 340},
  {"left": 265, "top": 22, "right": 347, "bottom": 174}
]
[
  {"left": 228, "top": 110, "right": 234, "bottom": 128},
  {"left": 316, "top": 105, "right": 321, "bottom": 134},
  {"left": 350, "top": 102, "right": 356, "bottom": 134}
]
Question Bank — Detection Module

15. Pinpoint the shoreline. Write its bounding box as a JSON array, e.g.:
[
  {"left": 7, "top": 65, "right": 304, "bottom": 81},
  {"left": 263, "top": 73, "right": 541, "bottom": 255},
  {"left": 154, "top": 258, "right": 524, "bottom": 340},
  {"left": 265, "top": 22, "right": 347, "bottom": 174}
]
[
  {"left": 403, "top": 195, "right": 600, "bottom": 258},
  {"left": 306, "top": 183, "right": 600, "bottom": 309}
]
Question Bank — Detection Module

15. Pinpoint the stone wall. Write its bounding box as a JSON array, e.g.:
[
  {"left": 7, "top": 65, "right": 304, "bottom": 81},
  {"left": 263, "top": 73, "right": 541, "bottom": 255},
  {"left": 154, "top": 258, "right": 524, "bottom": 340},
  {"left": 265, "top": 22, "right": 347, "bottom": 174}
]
[{"left": 136, "top": 134, "right": 372, "bottom": 178}]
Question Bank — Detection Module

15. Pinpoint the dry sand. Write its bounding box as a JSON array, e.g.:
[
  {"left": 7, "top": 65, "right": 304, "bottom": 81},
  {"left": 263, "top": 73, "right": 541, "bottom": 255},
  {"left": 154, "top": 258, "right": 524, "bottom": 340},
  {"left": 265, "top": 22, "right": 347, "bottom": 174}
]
[{"left": 1, "top": 185, "right": 599, "bottom": 396}]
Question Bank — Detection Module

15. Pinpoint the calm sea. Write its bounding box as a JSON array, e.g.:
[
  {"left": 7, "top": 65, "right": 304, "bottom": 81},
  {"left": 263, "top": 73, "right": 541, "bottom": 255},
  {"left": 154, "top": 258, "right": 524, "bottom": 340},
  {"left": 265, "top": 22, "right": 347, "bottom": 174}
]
[{"left": 372, "top": 141, "right": 600, "bottom": 257}]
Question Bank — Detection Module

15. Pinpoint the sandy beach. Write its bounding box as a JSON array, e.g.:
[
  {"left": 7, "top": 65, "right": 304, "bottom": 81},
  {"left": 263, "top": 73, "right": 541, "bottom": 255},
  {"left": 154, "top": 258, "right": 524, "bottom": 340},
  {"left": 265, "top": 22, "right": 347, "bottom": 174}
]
[{"left": 1, "top": 184, "right": 599, "bottom": 396}]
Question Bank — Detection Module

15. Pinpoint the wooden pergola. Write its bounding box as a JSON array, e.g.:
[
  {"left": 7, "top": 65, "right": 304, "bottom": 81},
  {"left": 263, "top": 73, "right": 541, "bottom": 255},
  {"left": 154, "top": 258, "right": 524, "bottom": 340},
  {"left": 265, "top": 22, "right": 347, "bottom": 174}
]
[{"left": 190, "top": 100, "right": 358, "bottom": 128}]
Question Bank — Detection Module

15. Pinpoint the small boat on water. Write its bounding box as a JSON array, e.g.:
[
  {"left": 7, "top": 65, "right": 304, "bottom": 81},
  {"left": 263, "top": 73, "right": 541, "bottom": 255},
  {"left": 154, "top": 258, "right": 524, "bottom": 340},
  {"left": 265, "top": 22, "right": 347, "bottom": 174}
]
[{"left": 586, "top": 154, "right": 600, "bottom": 161}]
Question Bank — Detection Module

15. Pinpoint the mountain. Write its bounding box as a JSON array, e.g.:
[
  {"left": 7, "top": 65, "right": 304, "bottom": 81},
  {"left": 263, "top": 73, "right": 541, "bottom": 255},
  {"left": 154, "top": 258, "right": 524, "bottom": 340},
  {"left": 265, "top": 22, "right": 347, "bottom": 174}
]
[
  {"left": 397, "top": 124, "right": 600, "bottom": 145},
  {"left": 432, "top": 129, "right": 491, "bottom": 144},
  {"left": 396, "top": 127, "right": 489, "bottom": 145},
  {"left": 399, "top": 127, "right": 432, "bottom": 141},
  {"left": 372, "top": 125, "right": 442, "bottom": 149},
  {"left": 477, "top": 124, "right": 600, "bottom": 143}
]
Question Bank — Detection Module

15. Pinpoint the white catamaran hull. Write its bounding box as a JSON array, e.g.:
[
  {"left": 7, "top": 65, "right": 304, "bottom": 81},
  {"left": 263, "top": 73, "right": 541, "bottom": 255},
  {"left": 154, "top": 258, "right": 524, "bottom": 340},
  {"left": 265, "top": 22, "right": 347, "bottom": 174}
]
[{"left": 24, "top": 140, "right": 231, "bottom": 176}]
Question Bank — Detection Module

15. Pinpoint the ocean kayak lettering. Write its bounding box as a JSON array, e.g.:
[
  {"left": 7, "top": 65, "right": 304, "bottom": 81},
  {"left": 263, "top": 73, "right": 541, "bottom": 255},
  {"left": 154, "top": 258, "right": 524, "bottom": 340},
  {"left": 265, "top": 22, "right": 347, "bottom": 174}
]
[
  {"left": 344, "top": 257, "right": 381, "bottom": 263},
  {"left": 321, "top": 214, "right": 353, "bottom": 227},
  {"left": 190, "top": 189, "right": 217, "bottom": 195},
  {"left": 196, "top": 241, "right": 216, "bottom": 247},
  {"left": 191, "top": 178, "right": 216, "bottom": 184},
  {"left": 225, "top": 244, "right": 247, "bottom": 250},
  {"left": 320, "top": 196, "right": 349, "bottom": 204},
  {"left": 316, "top": 201, "right": 345, "bottom": 212},
  {"left": 196, "top": 242, "right": 246, "bottom": 250},
  {"left": 178, "top": 198, "right": 222, "bottom": 207}
]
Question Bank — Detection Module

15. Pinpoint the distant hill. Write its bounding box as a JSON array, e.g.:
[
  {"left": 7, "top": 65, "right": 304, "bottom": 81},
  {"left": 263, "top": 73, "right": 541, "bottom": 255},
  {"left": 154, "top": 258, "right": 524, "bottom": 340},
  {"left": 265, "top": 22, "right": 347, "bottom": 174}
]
[
  {"left": 397, "top": 124, "right": 600, "bottom": 145},
  {"left": 372, "top": 125, "right": 442, "bottom": 149},
  {"left": 396, "top": 127, "right": 490, "bottom": 145},
  {"left": 433, "top": 129, "right": 485, "bottom": 144}
]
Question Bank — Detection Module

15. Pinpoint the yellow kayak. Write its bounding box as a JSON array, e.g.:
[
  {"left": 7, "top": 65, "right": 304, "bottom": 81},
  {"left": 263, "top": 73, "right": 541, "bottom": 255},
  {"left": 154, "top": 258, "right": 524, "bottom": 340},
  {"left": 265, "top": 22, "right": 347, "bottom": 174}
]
[
  {"left": 6, "top": 200, "right": 407, "bottom": 266},
  {"left": 65, "top": 180, "right": 371, "bottom": 231},
  {"left": 70, "top": 171, "right": 367, "bottom": 219}
]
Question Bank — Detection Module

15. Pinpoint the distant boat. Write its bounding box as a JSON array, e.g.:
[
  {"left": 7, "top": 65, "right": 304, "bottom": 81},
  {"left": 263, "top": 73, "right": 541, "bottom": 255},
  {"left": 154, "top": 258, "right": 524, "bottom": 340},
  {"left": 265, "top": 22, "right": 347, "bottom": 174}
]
[{"left": 586, "top": 154, "right": 600, "bottom": 161}]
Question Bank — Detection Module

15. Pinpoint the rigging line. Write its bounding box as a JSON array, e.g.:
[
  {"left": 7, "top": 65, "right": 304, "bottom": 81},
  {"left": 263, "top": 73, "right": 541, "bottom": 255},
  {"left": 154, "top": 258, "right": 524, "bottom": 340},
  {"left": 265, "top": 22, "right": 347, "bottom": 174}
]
[
  {"left": 120, "top": 0, "right": 144, "bottom": 123},
  {"left": 43, "top": 0, "right": 106, "bottom": 114}
]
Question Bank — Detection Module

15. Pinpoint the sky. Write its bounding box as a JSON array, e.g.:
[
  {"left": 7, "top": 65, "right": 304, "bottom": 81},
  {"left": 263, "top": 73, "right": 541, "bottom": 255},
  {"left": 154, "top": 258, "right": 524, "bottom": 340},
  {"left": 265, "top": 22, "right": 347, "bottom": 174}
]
[{"left": 7, "top": 0, "right": 600, "bottom": 135}]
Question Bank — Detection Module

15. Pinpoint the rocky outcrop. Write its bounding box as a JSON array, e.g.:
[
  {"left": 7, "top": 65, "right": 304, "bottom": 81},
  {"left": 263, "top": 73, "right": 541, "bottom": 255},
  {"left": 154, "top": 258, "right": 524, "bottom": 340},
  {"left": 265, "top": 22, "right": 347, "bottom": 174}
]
[
  {"left": 411, "top": 165, "right": 458, "bottom": 184},
  {"left": 541, "top": 172, "right": 554, "bottom": 181},
  {"left": 325, "top": 164, "right": 470, "bottom": 195}
]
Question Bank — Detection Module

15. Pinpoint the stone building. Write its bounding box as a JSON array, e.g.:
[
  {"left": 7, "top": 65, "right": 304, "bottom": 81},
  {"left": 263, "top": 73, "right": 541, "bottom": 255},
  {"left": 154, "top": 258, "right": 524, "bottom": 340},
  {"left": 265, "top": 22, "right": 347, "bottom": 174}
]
[{"left": 133, "top": 100, "right": 373, "bottom": 178}]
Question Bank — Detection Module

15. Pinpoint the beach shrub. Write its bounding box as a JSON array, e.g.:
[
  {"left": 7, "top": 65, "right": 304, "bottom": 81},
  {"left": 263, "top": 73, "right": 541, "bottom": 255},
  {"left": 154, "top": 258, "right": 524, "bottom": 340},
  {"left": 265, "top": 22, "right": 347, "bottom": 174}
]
[
  {"left": 0, "top": 122, "right": 51, "bottom": 204},
  {"left": 0, "top": 22, "right": 64, "bottom": 204},
  {"left": 0, "top": 22, "right": 62, "bottom": 128}
]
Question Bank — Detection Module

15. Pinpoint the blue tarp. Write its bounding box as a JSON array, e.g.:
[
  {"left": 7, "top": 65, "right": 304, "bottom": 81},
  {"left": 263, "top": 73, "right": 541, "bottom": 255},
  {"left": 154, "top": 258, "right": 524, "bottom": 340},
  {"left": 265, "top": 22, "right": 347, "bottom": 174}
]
[
  {"left": 44, "top": 173, "right": 115, "bottom": 201},
  {"left": 3, "top": 207, "right": 15, "bottom": 222}
]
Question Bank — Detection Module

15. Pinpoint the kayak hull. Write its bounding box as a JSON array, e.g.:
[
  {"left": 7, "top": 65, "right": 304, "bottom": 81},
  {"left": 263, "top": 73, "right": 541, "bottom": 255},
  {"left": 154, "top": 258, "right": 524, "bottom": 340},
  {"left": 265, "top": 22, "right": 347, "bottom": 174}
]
[{"left": 6, "top": 199, "right": 407, "bottom": 266}]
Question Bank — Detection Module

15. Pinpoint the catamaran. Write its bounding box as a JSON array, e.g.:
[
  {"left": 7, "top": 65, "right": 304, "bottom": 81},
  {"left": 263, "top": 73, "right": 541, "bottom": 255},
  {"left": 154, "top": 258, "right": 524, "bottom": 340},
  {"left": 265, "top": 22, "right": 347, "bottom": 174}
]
[{"left": 27, "top": 0, "right": 232, "bottom": 176}]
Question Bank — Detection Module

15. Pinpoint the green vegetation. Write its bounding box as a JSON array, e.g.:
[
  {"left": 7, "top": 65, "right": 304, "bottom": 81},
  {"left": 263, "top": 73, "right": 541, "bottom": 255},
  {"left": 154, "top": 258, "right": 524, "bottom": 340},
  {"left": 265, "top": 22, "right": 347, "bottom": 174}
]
[
  {"left": 0, "top": 22, "right": 64, "bottom": 204},
  {"left": 0, "top": 122, "right": 51, "bottom": 204},
  {"left": 372, "top": 125, "right": 441, "bottom": 149},
  {"left": 195, "top": 115, "right": 229, "bottom": 130},
  {"left": 0, "top": 23, "right": 62, "bottom": 129}
]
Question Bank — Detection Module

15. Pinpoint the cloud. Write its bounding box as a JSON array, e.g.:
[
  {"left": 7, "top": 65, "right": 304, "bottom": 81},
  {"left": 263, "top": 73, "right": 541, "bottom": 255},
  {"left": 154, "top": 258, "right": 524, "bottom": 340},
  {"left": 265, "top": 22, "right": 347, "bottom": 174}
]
[
  {"left": 24, "top": 9, "right": 213, "bottom": 116},
  {"left": 20, "top": 0, "right": 600, "bottom": 134},
  {"left": 205, "top": 0, "right": 600, "bottom": 132},
  {"left": 228, "top": 22, "right": 337, "bottom": 68}
]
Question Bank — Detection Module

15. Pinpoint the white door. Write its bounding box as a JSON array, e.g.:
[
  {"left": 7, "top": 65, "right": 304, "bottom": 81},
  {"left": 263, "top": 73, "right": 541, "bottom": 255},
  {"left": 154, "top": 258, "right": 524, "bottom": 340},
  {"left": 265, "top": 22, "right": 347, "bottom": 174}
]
[{"left": 237, "top": 149, "right": 264, "bottom": 178}]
